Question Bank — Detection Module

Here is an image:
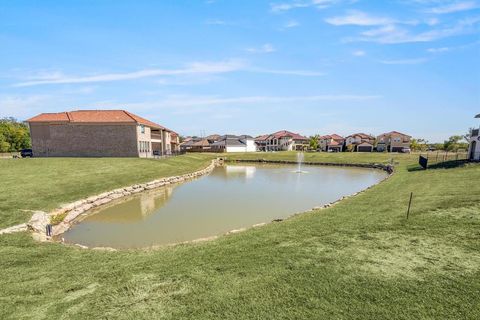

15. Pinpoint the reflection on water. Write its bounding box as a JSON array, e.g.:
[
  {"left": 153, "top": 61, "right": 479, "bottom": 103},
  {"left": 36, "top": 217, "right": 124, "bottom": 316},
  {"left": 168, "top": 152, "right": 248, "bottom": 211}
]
[
  {"left": 62, "top": 164, "right": 387, "bottom": 248},
  {"left": 84, "top": 186, "right": 174, "bottom": 223},
  {"left": 225, "top": 165, "right": 256, "bottom": 179}
]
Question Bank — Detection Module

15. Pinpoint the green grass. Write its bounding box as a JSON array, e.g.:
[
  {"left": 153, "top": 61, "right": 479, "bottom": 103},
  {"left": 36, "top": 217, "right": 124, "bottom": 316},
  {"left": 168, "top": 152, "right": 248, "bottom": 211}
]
[
  {"left": 0, "top": 152, "right": 479, "bottom": 319},
  {"left": 0, "top": 154, "right": 214, "bottom": 228}
]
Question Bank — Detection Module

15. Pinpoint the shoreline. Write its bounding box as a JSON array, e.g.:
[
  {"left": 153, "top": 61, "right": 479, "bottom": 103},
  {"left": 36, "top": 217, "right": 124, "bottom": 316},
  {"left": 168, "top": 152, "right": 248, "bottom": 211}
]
[
  {"left": 54, "top": 159, "right": 394, "bottom": 250},
  {"left": 1, "top": 157, "right": 394, "bottom": 250}
]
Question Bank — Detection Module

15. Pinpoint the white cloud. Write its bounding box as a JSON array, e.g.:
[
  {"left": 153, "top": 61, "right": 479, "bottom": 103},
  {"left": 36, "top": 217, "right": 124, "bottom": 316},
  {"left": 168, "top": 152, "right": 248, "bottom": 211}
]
[
  {"left": 271, "top": 0, "right": 339, "bottom": 12},
  {"left": 327, "top": 8, "right": 480, "bottom": 44},
  {"left": 353, "top": 16, "right": 480, "bottom": 43},
  {"left": 380, "top": 58, "right": 428, "bottom": 64},
  {"left": 246, "top": 67, "right": 325, "bottom": 76},
  {"left": 245, "top": 43, "right": 276, "bottom": 53},
  {"left": 12, "top": 60, "right": 328, "bottom": 87},
  {"left": 143, "top": 94, "right": 382, "bottom": 108},
  {"left": 14, "top": 60, "right": 246, "bottom": 87},
  {"left": 352, "top": 50, "right": 366, "bottom": 56},
  {"left": 427, "top": 1, "right": 479, "bottom": 14},
  {"left": 205, "top": 19, "right": 227, "bottom": 25},
  {"left": 0, "top": 94, "right": 54, "bottom": 119},
  {"left": 425, "top": 17, "right": 440, "bottom": 25},
  {"left": 326, "top": 10, "right": 395, "bottom": 26},
  {"left": 285, "top": 20, "right": 300, "bottom": 28},
  {"left": 427, "top": 46, "right": 451, "bottom": 52}
]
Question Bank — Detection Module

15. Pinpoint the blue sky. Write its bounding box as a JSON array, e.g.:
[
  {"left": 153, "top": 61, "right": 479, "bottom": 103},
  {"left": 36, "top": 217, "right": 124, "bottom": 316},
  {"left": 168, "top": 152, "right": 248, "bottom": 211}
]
[{"left": 0, "top": 0, "right": 479, "bottom": 141}]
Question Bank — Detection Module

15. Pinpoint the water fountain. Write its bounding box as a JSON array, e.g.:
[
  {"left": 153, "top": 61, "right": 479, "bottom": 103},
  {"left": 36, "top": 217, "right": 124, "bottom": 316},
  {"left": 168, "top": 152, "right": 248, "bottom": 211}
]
[{"left": 295, "top": 152, "right": 307, "bottom": 173}]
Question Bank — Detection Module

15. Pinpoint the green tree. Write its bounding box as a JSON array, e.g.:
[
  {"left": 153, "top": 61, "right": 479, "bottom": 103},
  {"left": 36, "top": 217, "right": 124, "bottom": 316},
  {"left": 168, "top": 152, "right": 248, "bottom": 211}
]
[
  {"left": 443, "top": 135, "right": 468, "bottom": 152},
  {"left": 0, "top": 134, "right": 10, "bottom": 152},
  {"left": 410, "top": 138, "right": 429, "bottom": 151},
  {"left": 0, "top": 118, "right": 31, "bottom": 152},
  {"left": 309, "top": 135, "right": 319, "bottom": 151}
]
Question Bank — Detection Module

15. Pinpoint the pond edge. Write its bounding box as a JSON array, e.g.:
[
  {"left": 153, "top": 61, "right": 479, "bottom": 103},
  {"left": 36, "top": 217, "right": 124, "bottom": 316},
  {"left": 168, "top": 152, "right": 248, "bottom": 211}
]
[
  {"left": 16, "top": 158, "right": 393, "bottom": 249},
  {"left": 23, "top": 159, "right": 220, "bottom": 243}
]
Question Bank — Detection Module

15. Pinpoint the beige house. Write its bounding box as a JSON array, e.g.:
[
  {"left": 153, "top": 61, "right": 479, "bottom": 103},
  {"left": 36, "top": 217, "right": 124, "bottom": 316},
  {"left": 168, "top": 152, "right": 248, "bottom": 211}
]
[
  {"left": 345, "top": 133, "right": 375, "bottom": 152},
  {"left": 376, "top": 131, "right": 411, "bottom": 152},
  {"left": 318, "top": 134, "right": 345, "bottom": 152},
  {"left": 27, "top": 110, "right": 179, "bottom": 157},
  {"left": 256, "top": 130, "right": 308, "bottom": 151}
]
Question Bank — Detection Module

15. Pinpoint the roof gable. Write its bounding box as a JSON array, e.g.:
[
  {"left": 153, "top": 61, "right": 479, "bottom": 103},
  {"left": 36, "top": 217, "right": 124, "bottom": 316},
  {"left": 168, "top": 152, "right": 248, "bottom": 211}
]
[
  {"left": 379, "top": 131, "right": 411, "bottom": 138},
  {"left": 271, "top": 130, "right": 307, "bottom": 140}
]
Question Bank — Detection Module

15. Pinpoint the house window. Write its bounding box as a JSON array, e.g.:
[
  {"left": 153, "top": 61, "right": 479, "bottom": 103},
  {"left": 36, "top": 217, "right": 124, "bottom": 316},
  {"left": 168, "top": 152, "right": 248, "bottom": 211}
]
[{"left": 140, "top": 125, "right": 145, "bottom": 134}]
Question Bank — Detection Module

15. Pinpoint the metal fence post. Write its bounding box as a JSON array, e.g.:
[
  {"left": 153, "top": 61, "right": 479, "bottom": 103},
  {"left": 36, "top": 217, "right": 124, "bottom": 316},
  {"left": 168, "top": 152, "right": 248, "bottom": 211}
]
[{"left": 406, "top": 192, "right": 413, "bottom": 219}]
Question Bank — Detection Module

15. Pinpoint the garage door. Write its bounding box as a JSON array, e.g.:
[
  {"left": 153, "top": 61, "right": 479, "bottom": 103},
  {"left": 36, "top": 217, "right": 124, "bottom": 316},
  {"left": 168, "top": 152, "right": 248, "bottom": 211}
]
[{"left": 358, "top": 146, "right": 372, "bottom": 152}]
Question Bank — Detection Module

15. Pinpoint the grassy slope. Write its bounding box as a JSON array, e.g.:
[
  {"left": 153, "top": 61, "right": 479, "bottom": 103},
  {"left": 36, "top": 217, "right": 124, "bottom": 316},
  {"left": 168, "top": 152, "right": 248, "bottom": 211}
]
[
  {"left": 0, "top": 153, "right": 479, "bottom": 319},
  {"left": 0, "top": 154, "right": 214, "bottom": 228}
]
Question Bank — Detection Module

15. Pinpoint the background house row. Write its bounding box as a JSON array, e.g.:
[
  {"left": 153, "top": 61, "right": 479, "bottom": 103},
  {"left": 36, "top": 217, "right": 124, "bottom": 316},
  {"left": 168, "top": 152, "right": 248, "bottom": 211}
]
[
  {"left": 181, "top": 130, "right": 412, "bottom": 153},
  {"left": 181, "top": 135, "right": 256, "bottom": 153},
  {"left": 318, "top": 131, "right": 411, "bottom": 153},
  {"left": 26, "top": 109, "right": 413, "bottom": 157}
]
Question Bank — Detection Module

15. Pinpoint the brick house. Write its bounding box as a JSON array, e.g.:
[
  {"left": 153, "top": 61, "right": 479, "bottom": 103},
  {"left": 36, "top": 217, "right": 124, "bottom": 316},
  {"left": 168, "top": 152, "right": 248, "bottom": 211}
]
[
  {"left": 26, "top": 110, "right": 179, "bottom": 157},
  {"left": 376, "top": 131, "right": 411, "bottom": 152},
  {"left": 318, "top": 134, "right": 345, "bottom": 152}
]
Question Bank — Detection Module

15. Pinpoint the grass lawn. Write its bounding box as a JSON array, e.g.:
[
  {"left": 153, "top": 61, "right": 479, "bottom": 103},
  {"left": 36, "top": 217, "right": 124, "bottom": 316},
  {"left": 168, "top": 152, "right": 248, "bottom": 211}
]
[
  {"left": 0, "top": 152, "right": 479, "bottom": 319},
  {"left": 0, "top": 154, "right": 214, "bottom": 228}
]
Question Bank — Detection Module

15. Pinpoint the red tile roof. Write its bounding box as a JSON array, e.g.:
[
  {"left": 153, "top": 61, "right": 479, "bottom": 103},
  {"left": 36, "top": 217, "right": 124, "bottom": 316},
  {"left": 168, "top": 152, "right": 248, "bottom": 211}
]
[
  {"left": 327, "top": 140, "right": 340, "bottom": 146},
  {"left": 271, "top": 130, "right": 307, "bottom": 140},
  {"left": 379, "top": 131, "right": 411, "bottom": 138},
  {"left": 319, "top": 134, "right": 344, "bottom": 141},
  {"left": 27, "top": 110, "right": 174, "bottom": 132},
  {"left": 330, "top": 134, "right": 345, "bottom": 140},
  {"left": 255, "top": 134, "right": 270, "bottom": 141},
  {"left": 347, "top": 133, "right": 374, "bottom": 139}
]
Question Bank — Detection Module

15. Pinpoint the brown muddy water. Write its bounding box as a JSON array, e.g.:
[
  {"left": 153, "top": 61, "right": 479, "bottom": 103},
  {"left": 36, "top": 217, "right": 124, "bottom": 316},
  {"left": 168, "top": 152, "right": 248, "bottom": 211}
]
[{"left": 62, "top": 163, "right": 387, "bottom": 248}]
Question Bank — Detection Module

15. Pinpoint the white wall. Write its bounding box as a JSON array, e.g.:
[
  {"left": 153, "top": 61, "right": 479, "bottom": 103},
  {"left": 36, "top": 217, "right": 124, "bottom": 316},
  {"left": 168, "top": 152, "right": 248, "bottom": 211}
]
[
  {"left": 469, "top": 134, "right": 480, "bottom": 160},
  {"left": 225, "top": 146, "right": 248, "bottom": 153},
  {"left": 245, "top": 139, "right": 257, "bottom": 152}
]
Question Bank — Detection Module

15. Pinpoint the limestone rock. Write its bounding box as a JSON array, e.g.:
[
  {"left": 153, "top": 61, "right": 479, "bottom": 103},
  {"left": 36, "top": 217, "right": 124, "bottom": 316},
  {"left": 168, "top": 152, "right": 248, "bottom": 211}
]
[
  {"left": 93, "top": 198, "right": 111, "bottom": 207},
  {"left": 27, "top": 211, "right": 50, "bottom": 233},
  {"left": 0, "top": 223, "right": 28, "bottom": 235},
  {"left": 52, "top": 222, "right": 70, "bottom": 236}
]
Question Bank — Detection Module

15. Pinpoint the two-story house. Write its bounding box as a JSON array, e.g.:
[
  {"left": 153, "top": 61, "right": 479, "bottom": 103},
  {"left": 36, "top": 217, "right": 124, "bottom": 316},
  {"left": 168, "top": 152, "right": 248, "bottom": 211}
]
[
  {"left": 376, "top": 131, "right": 411, "bottom": 152},
  {"left": 318, "top": 134, "right": 345, "bottom": 152},
  {"left": 257, "top": 130, "right": 308, "bottom": 151},
  {"left": 27, "top": 110, "right": 178, "bottom": 158},
  {"left": 254, "top": 134, "right": 270, "bottom": 152},
  {"left": 345, "top": 133, "right": 375, "bottom": 152}
]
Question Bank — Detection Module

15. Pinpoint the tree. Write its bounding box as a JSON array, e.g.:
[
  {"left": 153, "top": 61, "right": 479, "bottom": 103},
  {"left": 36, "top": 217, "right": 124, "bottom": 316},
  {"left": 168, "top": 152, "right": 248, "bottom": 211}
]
[
  {"left": 410, "top": 138, "right": 429, "bottom": 152},
  {"left": 309, "top": 135, "right": 319, "bottom": 151},
  {"left": 0, "top": 118, "right": 31, "bottom": 152},
  {"left": 0, "top": 134, "right": 10, "bottom": 152},
  {"left": 443, "top": 135, "right": 468, "bottom": 152}
]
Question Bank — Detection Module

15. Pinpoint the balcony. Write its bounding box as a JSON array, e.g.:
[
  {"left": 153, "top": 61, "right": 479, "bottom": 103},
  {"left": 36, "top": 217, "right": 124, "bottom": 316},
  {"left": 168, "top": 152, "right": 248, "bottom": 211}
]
[{"left": 151, "top": 133, "right": 163, "bottom": 141}]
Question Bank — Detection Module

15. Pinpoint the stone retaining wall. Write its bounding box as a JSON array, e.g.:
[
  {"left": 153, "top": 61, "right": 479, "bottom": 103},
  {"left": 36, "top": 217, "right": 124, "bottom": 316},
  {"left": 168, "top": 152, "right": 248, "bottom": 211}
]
[{"left": 50, "top": 159, "right": 219, "bottom": 237}]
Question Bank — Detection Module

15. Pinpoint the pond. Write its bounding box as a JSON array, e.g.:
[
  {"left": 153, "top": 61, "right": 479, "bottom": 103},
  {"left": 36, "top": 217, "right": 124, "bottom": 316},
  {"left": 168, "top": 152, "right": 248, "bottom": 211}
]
[{"left": 61, "top": 163, "right": 387, "bottom": 248}]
